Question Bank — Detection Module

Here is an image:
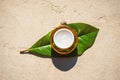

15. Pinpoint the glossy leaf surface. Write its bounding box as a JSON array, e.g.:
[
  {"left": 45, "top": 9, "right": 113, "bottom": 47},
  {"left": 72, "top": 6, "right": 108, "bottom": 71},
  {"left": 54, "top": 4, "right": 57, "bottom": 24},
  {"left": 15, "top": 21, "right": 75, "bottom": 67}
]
[{"left": 27, "top": 23, "right": 99, "bottom": 57}]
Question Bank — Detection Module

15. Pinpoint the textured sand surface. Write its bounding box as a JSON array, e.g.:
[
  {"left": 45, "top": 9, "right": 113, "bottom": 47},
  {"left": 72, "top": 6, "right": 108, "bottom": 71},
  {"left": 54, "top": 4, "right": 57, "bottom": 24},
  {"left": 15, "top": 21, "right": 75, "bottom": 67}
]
[{"left": 0, "top": 0, "right": 120, "bottom": 80}]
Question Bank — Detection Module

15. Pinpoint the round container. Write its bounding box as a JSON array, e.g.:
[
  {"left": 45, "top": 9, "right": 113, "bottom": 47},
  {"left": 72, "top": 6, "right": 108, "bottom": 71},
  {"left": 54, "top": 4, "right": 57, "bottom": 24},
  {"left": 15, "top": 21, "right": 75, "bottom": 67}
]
[{"left": 50, "top": 24, "right": 78, "bottom": 55}]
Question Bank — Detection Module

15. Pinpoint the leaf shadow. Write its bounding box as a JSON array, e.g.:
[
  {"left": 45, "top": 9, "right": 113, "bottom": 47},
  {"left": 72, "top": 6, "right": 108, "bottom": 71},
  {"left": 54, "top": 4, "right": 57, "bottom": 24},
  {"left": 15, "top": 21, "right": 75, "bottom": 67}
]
[
  {"left": 20, "top": 48, "right": 78, "bottom": 71},
  {"left": 20, "top": 52, "right": 51, "bottom": 58},
  {"left": 51, "top": 48, "right": 78, "bottom": 71}
]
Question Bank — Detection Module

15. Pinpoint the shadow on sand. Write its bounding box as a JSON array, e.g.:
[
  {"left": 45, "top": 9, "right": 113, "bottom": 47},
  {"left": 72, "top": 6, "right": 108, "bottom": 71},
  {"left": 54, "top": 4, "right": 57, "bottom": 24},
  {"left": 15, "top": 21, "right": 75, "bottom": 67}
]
[
  {"left": 51, "top": 48, "right": 78, "bottom": 71},
  {"left": 20, "top": 48, "right": 78, "bottom": 71}
]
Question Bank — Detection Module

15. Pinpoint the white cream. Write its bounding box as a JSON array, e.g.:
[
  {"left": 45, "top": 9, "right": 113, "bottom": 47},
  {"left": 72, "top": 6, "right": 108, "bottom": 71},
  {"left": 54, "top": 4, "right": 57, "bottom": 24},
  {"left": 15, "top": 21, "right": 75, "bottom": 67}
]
[{"left": 53, "top": 28, "right": 74, "bottom": 49}]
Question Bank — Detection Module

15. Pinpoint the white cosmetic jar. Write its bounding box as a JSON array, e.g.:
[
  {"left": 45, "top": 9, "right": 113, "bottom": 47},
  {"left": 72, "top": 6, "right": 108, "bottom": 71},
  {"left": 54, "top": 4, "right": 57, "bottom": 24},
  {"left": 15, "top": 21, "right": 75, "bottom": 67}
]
[{"left": 50, "top": 24, "right": 78, "bottom": 55}]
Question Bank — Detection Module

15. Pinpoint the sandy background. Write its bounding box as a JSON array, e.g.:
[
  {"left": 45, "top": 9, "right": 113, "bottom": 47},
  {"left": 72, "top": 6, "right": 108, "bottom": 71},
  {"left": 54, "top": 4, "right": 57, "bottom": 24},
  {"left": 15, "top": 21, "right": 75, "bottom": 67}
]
[{"left": 0, "top": 0, "right": 120, "bottom": 80}]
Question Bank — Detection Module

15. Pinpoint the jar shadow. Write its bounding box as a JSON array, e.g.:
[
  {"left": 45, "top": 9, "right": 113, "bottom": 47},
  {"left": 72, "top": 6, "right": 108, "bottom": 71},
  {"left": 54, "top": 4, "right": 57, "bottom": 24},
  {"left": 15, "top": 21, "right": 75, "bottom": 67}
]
[{"left": 51, "top": 48, "right": 78, "bottom": 71}]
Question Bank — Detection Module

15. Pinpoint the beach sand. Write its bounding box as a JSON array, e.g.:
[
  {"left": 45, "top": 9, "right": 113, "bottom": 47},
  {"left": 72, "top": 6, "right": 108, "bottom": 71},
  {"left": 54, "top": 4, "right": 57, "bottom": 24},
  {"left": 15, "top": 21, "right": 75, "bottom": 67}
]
[{"left": 0, "top": 0, "right": 120, "bottom": 80}]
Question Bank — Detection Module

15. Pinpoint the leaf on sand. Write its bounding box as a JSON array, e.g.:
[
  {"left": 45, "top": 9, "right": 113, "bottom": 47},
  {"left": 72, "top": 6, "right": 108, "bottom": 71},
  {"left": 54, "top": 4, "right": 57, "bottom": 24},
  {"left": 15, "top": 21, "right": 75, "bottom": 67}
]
[{"left": 27, "top": 23, "right": 99, "bottom": 57}]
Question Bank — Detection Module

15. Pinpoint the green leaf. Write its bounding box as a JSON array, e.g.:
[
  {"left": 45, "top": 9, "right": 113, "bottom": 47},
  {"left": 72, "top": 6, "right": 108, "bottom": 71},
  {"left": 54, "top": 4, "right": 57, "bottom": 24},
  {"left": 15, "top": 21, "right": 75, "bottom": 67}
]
[{"left": 27, "top": 23, "right": 99, "bottom": 57}]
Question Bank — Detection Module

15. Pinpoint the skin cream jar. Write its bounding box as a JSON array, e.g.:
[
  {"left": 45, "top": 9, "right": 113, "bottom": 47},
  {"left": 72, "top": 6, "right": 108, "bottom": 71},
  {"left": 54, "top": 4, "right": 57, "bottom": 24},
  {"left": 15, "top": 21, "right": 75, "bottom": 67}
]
[{"left": 50, "top": 23, "right": 78, "bottom": 55}]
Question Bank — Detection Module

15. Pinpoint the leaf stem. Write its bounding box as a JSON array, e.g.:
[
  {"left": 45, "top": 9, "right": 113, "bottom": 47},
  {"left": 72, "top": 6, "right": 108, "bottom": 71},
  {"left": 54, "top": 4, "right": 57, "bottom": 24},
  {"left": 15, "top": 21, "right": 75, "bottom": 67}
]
[{"left": 20, "top": 50, "right": 28, "bottom": 54}]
